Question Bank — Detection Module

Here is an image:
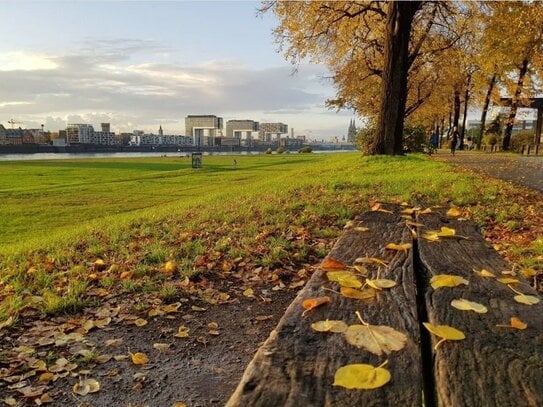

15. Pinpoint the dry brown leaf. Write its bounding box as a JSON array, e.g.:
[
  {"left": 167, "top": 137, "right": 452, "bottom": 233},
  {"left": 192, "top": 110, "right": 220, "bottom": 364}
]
[
  {"left": 174, "top": 325, "right": 190, "bottom": 338},
  {"left": 366, "top": 278, "right": 396, "bottom": 290},
  {"left": 134, "top": 318, "right": 148, "bottom": 327},
  {"left": 497, "top": 317, "right": 528, "bottom": 330},
  {"left": 447, "top": 207, "right": 461, "bottom": 217},
  {"left": 354, "top": 257, "right": 388, "bottom": 266},
  {"left": 320, "top": 257, "right": 347, "bottom": 271},
  {"left": 153, "top": 343, "right": 171, "bottom": 351}
]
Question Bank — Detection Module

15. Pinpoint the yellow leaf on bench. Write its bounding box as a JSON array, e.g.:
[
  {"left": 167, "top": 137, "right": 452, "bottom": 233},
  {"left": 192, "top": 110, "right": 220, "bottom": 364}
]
[
  {"left": 340, "top": 286, "right": 376, "bottom": 300},
  {"left": 311, "top": 320, "right": 348, "bottom": 333},
  {"left": 327, "top": 271, "right": 362, "bottom": 288},
  {"left": 513, "top": 294, "right": 540, "bottom": 305},
  {"left": 473, "top": 268, "right": 496, "bottom": 278},
  {"left": 385, "top": 243, "right": 412, "bottom": 251},
  {"left": 333, "top": 363, "right": 391, "bottom": 390},
  {"left": 423, "top": 322, "right": 465, "bottom": 350},
  {"left": 451, "top": 299, "right": 488, "bottom": 313},
  {"left": 430, "top": 274, "right": 469, "bottom": 289},
  {"left": 366, "top": 278, "right": 396, "bottom": 290},
  {"left": 345, "top": 324, "right": 407, "bottom": 356},
  {"left": 354, "top": 257, "right": 388, "bottom": 266}
]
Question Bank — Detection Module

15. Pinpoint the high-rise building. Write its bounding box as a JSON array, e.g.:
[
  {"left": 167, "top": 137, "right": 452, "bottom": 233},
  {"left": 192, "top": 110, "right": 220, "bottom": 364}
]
[
  {"left": 259, "top": 122, "right": 288, "bottom": 142},
  {"left": 185, "top": 115, "right": 223, "bottom": 147},
  {"left": 226, "top": 120, "right": 259, "bottom": 146},
  {"left": 66, "top": 124, "right": 94, "bottom": 144}
]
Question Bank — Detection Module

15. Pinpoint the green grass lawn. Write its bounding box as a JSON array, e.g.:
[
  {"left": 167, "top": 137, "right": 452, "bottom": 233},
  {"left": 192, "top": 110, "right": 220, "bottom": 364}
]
[
  {"left": 0, "top": 153, "right": 493, "bottom": 255},
  {"left": 1, "top": 152, "right": 539, "bottom": 323}
]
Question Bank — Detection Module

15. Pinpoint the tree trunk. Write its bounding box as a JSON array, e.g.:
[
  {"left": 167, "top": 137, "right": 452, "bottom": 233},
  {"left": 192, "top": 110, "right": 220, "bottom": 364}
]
[
  {"left": 460, "top": 74, "right": 472, "bottom": 149},
  {"left": 477, "top": 73, "right": 496, "bottom": 150},
  {"left": 453, "top": 90, "right": 461, "bottom": 130},
  {"left": 503, "top": 59, "right": 529, "bottom": 150},
  {"left": 370, "top": 1, "right": 421, "bottom": 155}
]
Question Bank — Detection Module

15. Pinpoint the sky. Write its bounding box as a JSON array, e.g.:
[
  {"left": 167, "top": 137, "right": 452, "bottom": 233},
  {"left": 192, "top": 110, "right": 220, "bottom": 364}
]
[{"left": 0, "top": 0, "right": 354, "bottom": 141}]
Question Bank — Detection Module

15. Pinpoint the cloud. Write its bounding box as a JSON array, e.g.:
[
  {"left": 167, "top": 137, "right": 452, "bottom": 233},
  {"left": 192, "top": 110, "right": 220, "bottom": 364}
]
[{"left": 0, "top": 40, "right": 352, "bottom": 138}]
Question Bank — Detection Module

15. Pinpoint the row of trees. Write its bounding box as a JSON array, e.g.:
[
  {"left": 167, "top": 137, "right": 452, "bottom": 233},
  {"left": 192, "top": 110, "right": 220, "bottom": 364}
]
[{"left": 263, "top": 1, "right": 543, "bottom": 155}]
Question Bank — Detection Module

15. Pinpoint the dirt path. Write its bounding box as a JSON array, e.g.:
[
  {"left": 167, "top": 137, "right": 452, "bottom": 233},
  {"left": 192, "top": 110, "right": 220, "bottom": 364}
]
[{"left": 432, "top": 152, "right": 543, "bottom": 192}]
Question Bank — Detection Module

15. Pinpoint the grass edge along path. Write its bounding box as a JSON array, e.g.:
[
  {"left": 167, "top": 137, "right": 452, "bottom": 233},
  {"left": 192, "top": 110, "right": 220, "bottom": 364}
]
[{"left": 0, "top": 153, "right": 541, "bottom": 326}]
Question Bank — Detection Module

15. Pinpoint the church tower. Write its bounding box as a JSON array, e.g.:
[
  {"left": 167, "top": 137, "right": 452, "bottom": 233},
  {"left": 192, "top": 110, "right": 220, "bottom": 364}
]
[
  {"left": 347, "top": 119, "right": 357, "bottom": 142},
  {"left": 158, "top": 126, "right": 163, "bottom": 136}
]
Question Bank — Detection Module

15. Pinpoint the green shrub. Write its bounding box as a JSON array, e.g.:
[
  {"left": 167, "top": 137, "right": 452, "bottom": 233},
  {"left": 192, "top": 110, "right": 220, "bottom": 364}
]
[
  {"left": 265, "top": 148, "right": 272, "bottom": 154},
  {"left": 298, "top": 146, "right": 313, "bottom": 153},
  {"left": 482, "top": 134, "right": 499, "bottom": 146},
  {"left": 402, "top": 125, "right": 426, "bottom": 153},
  {"left": 355, "top": 125, "right": 375, "bottom": 154},
  {"left": 276, "top": 147, "right": 286, "bottom": 154},
  {"left": 511, "top": 130, "right": 535, "bottom": 151}
]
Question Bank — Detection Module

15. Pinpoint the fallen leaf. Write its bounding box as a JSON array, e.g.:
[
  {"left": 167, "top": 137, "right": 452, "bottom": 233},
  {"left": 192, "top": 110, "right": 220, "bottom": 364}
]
[
  {"left": 163, "top": 303, "right": 181, "bottom": 313},
  {"left": 320, "top": 257, "right": 347, "bottom": 271},
  {"left": 354, "top": 257, "right": 388, "bottom": 266},
  {"left": 430, "top": 274, "right": 469, "bottom": 289},
  {"left": 191, "top": 306, "right": 206, "bottom": 312},
  {"left": 423, "top": 322, "right": 465, "bottom": 349},
  {"left": 243, "top": 288, "right": 255, "bottom": 298},
  {"left": 153, "top": 343, "right": 171, "bottom": 351},
  {"left": 450, "top": 299, "right": 488, "bottom": 313},
  {"left": 473, "top": 268, "right": 496, "bottom": 278},
  {"left": 340, "top": 286, "right": 376, "bottom": 300},
  {"left": 497, "top": 317, "right": 527, "bottom": 330},
  {"left": 345, "top": 323, "right": 407, "bottom": 356},
  {"left": 130, "top": 352, "right": 149, "bottom": 365},
  {"left": 419, "top": 208, "right": 432, "bottom": 214},
  {"left": 174, "top": 325, "right": 190, "bottom": 338},
  {"left": 301, "top": 296, "right": 331, "bottom": 316},
  {"left": 311, "top": 320, "right": 348, "bottom": 333},
  {"left": 208, "top": 322, "right": 219, "bottom": 329},
  {"left": 4, "top": 397, "right": 17, "bottom": 406},
  {"left": 353, "top": 226, "right": 370, "bottom": 232},
  {"left": 172, "top": 403, "right": 187, "bottom": 407},
  {"left": 163, "top": 261, "right": 177, "bottom": 274},
  {"left": 333, "top": 362, "right": 391, "bottom": 389},
  {"left": 366, "top": 278, "right": 396, "bottom": 290},
  {"left": 134, "top": 318, "right": 148, "bottom": 327},
  {"left": 73, "top": 379, "right": 100, "bottom": 396},
  {"left": 327, "top": 271, "right": 362, "bottom": 288},
  {"left": 513, "top": 294, "right": 540, "bottom": 305},
  {"left": 497, "top": 277, "right": 519, "bottom": 284},
  {"left": 371, "top": 203, "right": 393, "bottom": 214},
  {"left": 521, "top": 268, "right": 538, "bottom": 278},
  {"left": 105, "top": 338, "right": 123, "bottom": 347},
  {"left": 385, "top": 243, "right": 412, "bottom": 251},
  {"left": 447, "top": 207, "right": 461, "bottom": 217},
  {"left": 38, "top": 373, "right": 55, "bottom": 383}
]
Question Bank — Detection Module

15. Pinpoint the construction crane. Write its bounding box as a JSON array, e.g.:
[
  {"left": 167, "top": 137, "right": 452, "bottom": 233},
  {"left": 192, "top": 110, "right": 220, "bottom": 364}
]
[{"left": 7, "top": 119, "right": 22, "bottom": 129}]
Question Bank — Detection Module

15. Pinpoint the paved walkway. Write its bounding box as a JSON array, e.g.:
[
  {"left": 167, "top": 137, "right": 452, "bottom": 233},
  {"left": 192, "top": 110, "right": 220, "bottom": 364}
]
[{"left": 433, "top": 152, "right": 543, "bottom": 192}]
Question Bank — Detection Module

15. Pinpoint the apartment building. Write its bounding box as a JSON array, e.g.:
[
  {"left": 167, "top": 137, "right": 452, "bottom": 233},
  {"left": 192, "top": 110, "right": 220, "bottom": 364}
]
[
  {"left": 66, "top": 124, "right": 94, "bottom": 144},
  {"left": 259, "top": 122, "right": 288, "bottom": 142},
  {"left": 185, "top": 115, "right": 223, "bottom": 147}
]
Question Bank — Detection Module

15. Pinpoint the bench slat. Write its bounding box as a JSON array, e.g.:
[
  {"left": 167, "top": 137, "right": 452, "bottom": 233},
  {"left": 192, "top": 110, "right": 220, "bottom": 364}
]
[
  {"left": 227, "top": 210, "right": 422, "bottom": 407},
  {"left": 417, "top": 213, "right": 543, "bottom": 407}
]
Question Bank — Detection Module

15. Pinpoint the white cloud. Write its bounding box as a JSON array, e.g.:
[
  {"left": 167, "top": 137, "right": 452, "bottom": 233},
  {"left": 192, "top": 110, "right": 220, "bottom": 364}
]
[
  {"left": 0, "top": 40, "right": 353, "bottom": 139},
  {"left": 0, "top": 51, "right": 58, "bottom": 71}
]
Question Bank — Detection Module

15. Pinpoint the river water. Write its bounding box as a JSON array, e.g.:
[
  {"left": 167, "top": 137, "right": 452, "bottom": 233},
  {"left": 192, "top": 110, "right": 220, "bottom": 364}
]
[{"left": 0, "top": 150, "right": 354, "bottom": 161}]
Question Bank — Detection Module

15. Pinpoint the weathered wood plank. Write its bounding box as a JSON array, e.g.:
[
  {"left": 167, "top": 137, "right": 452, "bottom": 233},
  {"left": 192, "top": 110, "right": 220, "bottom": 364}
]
[
  {"left": 417, "top": 212, "right": 543, "bottom": 407},
  {"left": 227, "top": 209, "right": 422, "bottom": 407}
]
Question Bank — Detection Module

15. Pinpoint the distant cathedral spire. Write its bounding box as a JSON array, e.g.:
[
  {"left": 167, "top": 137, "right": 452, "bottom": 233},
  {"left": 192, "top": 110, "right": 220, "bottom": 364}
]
[
  {"left": 347, "top": 119, "right": 357, "bottom": 142},
  {"left": 158, "top": 125, "right": 163, "bottom": 136}
]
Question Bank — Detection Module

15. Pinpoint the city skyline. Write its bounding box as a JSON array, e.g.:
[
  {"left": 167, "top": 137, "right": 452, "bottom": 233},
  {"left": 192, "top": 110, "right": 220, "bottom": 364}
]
[{"left": 0, "top": 1, "right": 353, "bottom": 140}]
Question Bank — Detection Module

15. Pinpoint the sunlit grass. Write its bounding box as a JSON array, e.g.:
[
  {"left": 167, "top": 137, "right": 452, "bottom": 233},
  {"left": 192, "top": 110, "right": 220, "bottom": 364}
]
[{"left": 0, "top": 153, "right": 539, "bottom": 323}]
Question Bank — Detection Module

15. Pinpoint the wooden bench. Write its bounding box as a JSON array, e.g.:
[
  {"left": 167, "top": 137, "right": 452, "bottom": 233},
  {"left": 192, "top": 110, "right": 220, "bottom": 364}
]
[{"left": 226, "top": 206, "right": 543, "bottom": 407}]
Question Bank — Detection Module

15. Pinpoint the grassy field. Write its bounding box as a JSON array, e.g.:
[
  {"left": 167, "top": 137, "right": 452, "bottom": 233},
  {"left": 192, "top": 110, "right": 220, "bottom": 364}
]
[{"left": 0, "top": 152, "right": 540, "bottom": 323}]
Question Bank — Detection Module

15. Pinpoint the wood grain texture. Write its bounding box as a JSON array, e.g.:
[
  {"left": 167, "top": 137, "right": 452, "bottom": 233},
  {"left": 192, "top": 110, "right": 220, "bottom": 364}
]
[
  {"left": 417, "top": 212, "right": 543, "bottom": 407},
  {"left": 226, "top": 209, "right": 422, "bottom": 407}
]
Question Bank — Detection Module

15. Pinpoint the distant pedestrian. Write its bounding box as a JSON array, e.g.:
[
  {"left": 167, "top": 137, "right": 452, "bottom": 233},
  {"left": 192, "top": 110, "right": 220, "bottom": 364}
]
[
  {"left": 232, "top": 159, "right": 237, "bottom": 168},
  {"left": 430, "top": 131, "right": 439, "bottom": 153},
  {"left": 451, "top": 127, "right": 459, "bottom": 156}
]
